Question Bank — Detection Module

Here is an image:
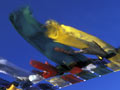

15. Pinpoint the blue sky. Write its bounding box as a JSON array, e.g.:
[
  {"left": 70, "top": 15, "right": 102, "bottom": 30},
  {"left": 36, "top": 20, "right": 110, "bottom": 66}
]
[{"left": 0, "top": 0, "right": 120, "bottom": 90}]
